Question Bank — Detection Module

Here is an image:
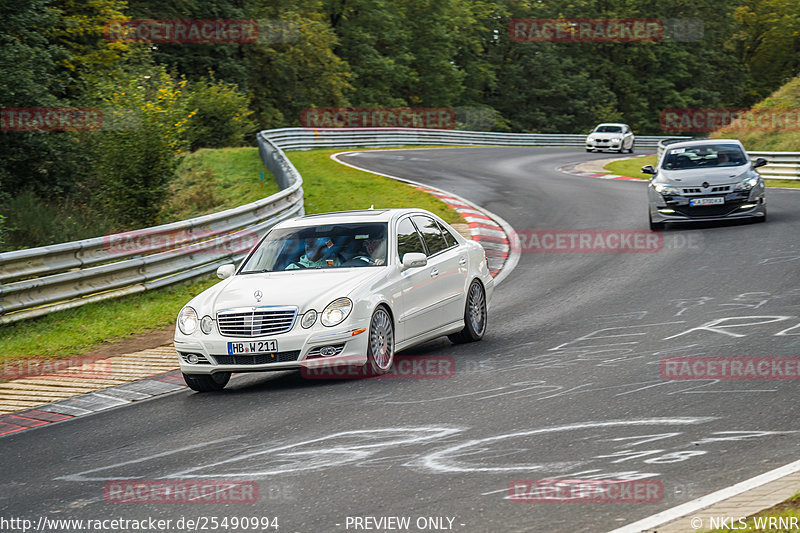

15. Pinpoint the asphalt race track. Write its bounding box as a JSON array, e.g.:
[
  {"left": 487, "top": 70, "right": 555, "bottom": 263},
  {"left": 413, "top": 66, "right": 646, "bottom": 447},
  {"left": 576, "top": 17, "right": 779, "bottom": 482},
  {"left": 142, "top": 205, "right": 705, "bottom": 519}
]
[{"left": 2, "top": 147, "right": 799, "bottom": 533}]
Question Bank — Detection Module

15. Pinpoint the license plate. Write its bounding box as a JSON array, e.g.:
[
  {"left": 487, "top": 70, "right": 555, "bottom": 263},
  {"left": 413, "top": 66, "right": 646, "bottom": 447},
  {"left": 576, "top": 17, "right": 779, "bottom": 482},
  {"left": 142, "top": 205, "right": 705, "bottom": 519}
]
[
  {"left": 227, "top": 340, "right": 278, "bottom": 355},
  {"left": 690, "top": 197, "right": 724, "bottom": 206}
]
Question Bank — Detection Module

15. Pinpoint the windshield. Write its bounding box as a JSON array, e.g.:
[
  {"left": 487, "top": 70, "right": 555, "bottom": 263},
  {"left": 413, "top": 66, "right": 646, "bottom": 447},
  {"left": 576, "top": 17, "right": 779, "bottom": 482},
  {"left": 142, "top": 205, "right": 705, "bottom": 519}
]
[
  {"left": 594, "top": 125, "right": 622, "bottom": 133},
  {"left": 240, "top": 222, "right": 388, "bottom": 272},
  {"left": 662, "top": 144, "right": 747, "bottom": 170}
]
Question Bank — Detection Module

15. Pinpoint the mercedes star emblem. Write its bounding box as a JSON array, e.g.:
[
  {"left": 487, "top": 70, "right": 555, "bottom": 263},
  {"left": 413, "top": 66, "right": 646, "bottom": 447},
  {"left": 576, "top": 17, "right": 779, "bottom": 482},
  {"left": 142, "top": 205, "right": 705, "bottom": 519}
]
[
  {"left": 702, "top": 181, "right": 709, "bottom": 188},
  {"left": 254, "top": 290, "right": 263, "bottom": 302}
]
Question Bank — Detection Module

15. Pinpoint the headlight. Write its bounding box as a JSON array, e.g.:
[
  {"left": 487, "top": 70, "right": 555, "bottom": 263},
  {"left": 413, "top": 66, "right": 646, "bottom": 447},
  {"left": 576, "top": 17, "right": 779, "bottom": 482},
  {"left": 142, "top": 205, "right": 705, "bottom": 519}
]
[
  {"left": 178, "top": 307, "right": 199, "bottom": 335},
  {"left": 301, "top": 310, "right": 317, "bottom": 329},
  {"left": 734, "top": 176, "right": 760, "bottom": 191},
  {"left": 321, "top": 298, "right": 353, "bottom": 327},
  {"left": 653, "top": 183, "right": 681, "bottom": 195},
  {"left": 611, "top": 137, "right": 621, "bottom": 142},
  {"left": 200, "top": 315, "right": 214, "bottom": 335}
]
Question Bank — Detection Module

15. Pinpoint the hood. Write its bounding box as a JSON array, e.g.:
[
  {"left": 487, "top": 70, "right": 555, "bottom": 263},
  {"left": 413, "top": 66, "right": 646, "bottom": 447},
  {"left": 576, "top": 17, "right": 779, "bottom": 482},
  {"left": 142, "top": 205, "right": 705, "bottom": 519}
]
[
  {"left": 658, "top": 165, "right": 752, "bottom": 186},
  {"left": 189, "top": 268, "right": 387, "bottom": 315}
]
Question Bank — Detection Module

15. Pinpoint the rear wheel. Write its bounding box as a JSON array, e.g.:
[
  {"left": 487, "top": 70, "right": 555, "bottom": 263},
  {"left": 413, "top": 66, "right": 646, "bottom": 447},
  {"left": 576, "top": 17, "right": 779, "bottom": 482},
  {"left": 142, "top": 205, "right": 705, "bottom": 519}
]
[
  {"left": 449, "top": 280, "right": 487, "bottom": 344},
  {"left": 183, "top": 372, "right": 230, "bottom": 392},
  {"left": 366, "top": 306, "right": 394, "bottom": 375}
]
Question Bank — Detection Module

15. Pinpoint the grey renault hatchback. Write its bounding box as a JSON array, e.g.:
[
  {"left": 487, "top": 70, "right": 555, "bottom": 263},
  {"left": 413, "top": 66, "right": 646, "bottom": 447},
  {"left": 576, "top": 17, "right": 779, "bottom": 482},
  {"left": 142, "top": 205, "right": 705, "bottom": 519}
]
[{"left": 643, "top": 139, "right": 767, "bottom": 230}]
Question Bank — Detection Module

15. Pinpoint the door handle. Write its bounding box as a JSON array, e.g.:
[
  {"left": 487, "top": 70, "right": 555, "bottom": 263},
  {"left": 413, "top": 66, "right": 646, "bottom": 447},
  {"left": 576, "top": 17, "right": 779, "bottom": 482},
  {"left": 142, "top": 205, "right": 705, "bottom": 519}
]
[
  {"left": 430, "top": 268, "right": 439, "bottom": 277},
  {"left": 458, "top": 257, "right": 467, "bottom": 266}
]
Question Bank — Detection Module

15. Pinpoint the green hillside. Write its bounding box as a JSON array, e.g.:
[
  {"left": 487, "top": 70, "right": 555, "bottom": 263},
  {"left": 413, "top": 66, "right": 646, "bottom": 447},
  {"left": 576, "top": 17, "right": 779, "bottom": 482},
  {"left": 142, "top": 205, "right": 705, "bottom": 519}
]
[{"left": 713, "top": 75, "right": 800, "bottom": 151}]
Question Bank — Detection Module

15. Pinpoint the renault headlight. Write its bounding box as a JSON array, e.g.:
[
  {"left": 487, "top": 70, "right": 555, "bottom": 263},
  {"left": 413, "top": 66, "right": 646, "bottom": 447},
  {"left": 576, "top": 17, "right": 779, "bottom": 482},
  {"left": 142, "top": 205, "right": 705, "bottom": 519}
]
[
  {"left": 321, "top": 298, "right": 353, "bottom": 327},
  {"left": 653, "top": 183, "right": 681, "bottom": 196},
  {"left": 734, "top": 176, "right": 759, "bottom": 191},
  {"left": 178, "top": 306, "right": 199, "bottom": 335}
]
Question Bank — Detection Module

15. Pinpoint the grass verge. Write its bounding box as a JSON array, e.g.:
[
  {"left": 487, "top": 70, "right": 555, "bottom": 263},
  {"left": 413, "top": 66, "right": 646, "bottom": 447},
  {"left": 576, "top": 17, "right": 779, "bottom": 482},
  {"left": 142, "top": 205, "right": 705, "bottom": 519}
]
[
  {"left": 604, "top": 156, "right": 800, "bottom": 188},
  {"left": 286, "top": 148, "right": 466, "bottom": 224},
  {"left": 162, "top": 147, "right": 279, "bottom": 222},
  {"left": 0, "top": 146, "right": 467, "bottom": 362},
  {"left": 0, "top": 277, "right": 218, "bottom": 363}
]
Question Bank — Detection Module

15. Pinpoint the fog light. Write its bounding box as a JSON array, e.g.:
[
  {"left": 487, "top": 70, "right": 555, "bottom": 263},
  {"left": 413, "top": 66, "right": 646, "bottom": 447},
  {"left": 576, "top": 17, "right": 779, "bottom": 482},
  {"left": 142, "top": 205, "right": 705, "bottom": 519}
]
[
  {"left": 187, "top": 353, "right": 200, "bottom": 364},
  {"left": 740, "top": 203, "right": 757, "bottom": 209},
  {"left": 658, "top": 208, "right": 676, "bottom": 214},
  {"left": 320, "top": 346, "right": 338, "bottom": 357}
]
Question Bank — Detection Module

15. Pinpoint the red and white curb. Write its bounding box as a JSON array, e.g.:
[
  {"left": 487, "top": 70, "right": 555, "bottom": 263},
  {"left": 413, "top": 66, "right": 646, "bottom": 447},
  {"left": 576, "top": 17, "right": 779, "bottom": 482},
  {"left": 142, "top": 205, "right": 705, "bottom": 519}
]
[
  {"left": 411, "top": 186, "right": 510, "bottom": 277},
  {"left": 331, "top": 150, "right": 520, "bottom": 285},
  {"left": 0, "top": 369, "right": 185, "bottom": 437}
]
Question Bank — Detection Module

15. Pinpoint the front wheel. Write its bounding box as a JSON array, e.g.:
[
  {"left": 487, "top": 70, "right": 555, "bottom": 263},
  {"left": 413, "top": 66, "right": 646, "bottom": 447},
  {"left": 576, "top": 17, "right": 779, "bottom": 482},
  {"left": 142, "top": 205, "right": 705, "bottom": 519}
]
[
  {"left": 628, "top": 142, "right": 635, "bottom": 154},
  {"left": 449, "top": 280, "right": 487, "bottom": 344},
  {"left": 183, "top": 372, "right": 230, "bottom": 392},
  {"left": 649, "top": 212, "right": 665, "bottom": 231},
  {"left": 366, "top": 306, "right": 395, "bottom": 375}
]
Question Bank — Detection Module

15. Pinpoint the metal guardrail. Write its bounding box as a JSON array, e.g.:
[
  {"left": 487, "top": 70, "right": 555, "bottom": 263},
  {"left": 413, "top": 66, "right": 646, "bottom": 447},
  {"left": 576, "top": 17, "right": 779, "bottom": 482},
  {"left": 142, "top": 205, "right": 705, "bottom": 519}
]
[
  {"left": 261, "top": 127, "right": 684, "bottom": 151},
  {"left": 0, "top": 133, "right": 303, "bottom": 324},
  {"left": 656, "top": 139, "right": 800, "bottom": 180},
  {"left": 1, "top": 127, "right": 791, "bottom": 324}
]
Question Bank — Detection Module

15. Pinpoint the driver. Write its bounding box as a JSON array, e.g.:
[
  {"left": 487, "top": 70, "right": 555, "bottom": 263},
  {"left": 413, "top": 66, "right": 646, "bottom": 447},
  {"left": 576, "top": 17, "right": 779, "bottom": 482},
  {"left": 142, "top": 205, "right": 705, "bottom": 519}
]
[
  {"left": 347, "top": 235, "right": 386, "bottom": 265},
  {"left": 286, "top": 237, "right": 341, "bottom": 269}
]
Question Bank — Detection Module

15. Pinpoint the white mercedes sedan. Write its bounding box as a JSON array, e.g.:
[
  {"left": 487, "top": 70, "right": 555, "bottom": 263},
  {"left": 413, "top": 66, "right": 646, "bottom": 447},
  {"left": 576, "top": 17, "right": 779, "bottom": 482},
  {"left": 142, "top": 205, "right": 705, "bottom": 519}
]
[{"left": 174, "top": 208, "right": 494, "bottom": 391}]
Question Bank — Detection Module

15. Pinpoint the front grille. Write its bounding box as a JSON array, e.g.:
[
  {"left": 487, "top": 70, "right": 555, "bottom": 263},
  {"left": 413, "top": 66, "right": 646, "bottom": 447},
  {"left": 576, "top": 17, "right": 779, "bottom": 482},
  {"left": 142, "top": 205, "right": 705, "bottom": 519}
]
[
  {"left": 711, "top": 186, "right": 731, "bottom": 192},
  {"left": 682, "top": 188, "right": 702, "bottom": 194},
  {"left": 212, "top": 351, "right": 301, "bottom": 365},
  {"left": 217, "top": 306, "right": 298, "bottom": 337}
]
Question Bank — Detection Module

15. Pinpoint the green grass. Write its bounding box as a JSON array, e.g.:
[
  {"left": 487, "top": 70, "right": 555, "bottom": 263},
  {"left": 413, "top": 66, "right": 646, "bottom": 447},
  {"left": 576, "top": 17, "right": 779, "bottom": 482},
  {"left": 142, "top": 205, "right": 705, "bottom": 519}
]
[
  {"left": 162, "top": 147, "right": 280, "bottom": 222},
  {"left": 0, "top": 146, "right": 466, "bottom": 362},
  {"left": 703, "top": 491, "right": 800, "bottom": 532},
  {"left": 603, "top": 156, "right": 654, "bottom": 179},
  {"left": 0, "top": 277, "right": 218, "bottom": 363},
  {"left": 603, "top": 156, "right": 800, "bottom": 188},
  {"left": 286, "top": 148, "right": 466, "bottom": 225}
]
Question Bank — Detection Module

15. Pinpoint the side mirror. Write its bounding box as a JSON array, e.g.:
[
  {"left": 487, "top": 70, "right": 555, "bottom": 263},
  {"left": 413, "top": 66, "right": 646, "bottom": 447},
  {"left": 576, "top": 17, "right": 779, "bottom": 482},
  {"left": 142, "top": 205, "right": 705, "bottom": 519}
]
[
  {"left": 753, "top": 157, "right": 768, "bottom": 169},
  {"left": 216, "top": 264, "right": 235, "bottom": 279},
  {"left": 641, "top": 165, "right": 656, "bottom": 175},
  {"left": 401, "top": 252, "right": 427, "bottom": 271}
]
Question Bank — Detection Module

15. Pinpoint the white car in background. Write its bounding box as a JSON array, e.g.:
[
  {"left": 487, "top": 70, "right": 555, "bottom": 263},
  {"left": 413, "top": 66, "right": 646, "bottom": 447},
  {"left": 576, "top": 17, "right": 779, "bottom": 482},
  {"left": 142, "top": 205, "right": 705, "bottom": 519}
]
[
  {"left": 586, "top": 123, "right": 635, "bottom": 153},
  {"left": 174, "top": 208, "right": 494, "bottom": 391}
]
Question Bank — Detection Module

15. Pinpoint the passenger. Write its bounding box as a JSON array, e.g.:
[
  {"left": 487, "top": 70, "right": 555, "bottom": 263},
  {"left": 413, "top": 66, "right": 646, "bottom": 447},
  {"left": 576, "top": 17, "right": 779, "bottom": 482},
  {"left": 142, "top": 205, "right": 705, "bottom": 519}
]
[{"left": 286, "top": 237, "right": 341, "bottom": 269}]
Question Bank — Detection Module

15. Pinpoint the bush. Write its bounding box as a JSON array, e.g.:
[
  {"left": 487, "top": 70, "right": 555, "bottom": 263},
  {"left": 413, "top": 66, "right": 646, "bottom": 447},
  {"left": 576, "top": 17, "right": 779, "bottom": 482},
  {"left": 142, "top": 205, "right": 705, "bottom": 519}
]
[
  {"left": 184, "top": 78, "right": 256, "bottom": 150},
  {"left": 91, "top": 65, "right": 192, "bottom": 228}
]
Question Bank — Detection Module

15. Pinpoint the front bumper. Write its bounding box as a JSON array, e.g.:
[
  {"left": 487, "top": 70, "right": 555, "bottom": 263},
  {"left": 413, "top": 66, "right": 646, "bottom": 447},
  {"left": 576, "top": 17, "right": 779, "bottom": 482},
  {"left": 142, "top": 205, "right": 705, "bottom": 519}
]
[
  {"left": 175, "top": 322, "right": 370, "bottom": 375},
  {"left": 586, "top": 140, "right": 621, "bottom": 151},
  {"left": 648, "top": 188, "right": 766, "bottom": 224}
]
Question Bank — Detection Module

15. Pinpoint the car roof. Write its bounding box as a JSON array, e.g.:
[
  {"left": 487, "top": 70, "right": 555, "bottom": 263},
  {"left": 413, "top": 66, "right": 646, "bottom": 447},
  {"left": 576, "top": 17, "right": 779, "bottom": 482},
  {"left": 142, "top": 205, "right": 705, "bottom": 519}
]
[
  {"left": 664, "top": 138, "right": 746, "bottom": 151},
  {"left": 275, "top": 208, "right": 439, "bottom": 228},
  {"left": 595, "top": 123, "right": 628, "bottom": 127}
]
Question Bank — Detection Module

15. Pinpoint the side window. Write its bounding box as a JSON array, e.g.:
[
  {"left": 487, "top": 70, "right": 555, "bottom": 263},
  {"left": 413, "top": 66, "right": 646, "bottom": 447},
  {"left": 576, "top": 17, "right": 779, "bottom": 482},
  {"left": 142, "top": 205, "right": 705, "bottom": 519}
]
[
  {"left": 436, "top": 221, "right": 458, "bottom": 248},
  {"left": 396, "top": 218, "right": 426, "bottom": 260},
  {"left": 412, "top": 215, "right": 448, "bottom": 256}
]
